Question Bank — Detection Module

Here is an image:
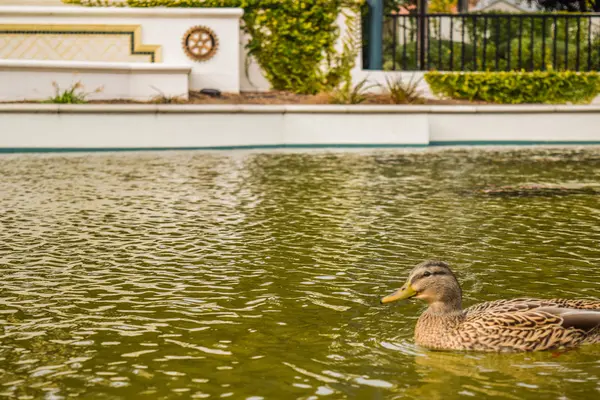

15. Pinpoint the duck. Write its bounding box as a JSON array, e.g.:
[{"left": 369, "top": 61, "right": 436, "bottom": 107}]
[{"left": 381, "top": 260, "right": 600, "bottom": 352}]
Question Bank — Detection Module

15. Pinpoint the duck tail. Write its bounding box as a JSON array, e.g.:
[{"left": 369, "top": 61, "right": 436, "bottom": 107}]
[{"left": 585, "top": 326, "right": 600, "bottom": 344}]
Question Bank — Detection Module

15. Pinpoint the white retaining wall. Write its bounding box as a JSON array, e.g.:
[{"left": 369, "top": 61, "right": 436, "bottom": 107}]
[
  {"left": 1, "top": 105, "right": 599, "bottom": 151},
  {"left": 0, "top": 105, "right": 430, "bottom": 149}
]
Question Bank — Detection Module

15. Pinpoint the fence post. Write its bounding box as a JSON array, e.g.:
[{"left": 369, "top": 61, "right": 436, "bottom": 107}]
[
  {"left": 457, "top": 0, "right": 468, "bottom": 13},
  {"left": 417, "top": 0, "right": 428, "bottom": 70},
  {"left": 367, "top": 0, "right": 383, "bottom": 70}
]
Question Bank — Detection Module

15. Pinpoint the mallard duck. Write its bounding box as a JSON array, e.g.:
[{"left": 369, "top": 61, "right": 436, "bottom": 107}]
[{"left": 381, "top": 260, "right": 600, "bottom": 352}]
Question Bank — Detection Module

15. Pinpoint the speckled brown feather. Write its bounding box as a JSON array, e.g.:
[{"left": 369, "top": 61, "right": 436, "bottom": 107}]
[
  {"left": 396, "top": 261, "right": 600, "bottom": 352},
  {"left": 415, "top": 298, "right": 600, "bottom": 352},
  {"left": 465, "top": 298, "right": 600, "bottom": 314}
]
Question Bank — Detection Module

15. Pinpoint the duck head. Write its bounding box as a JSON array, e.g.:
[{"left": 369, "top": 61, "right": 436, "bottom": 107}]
[{"left": 381, "top": 260, "right": 463, "bottom": 312}]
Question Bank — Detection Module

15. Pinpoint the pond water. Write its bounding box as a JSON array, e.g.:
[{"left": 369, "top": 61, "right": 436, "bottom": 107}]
[{"left": 0, "top": 147, "right": 599, "bottom": 400}]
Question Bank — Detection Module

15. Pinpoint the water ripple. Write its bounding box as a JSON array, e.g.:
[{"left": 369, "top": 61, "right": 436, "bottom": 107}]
[{"left": 0, "top": 147, "right": 599, "bottom": 399}]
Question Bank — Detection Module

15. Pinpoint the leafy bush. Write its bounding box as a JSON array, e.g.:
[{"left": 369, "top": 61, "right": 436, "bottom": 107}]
[
  {"left": 425, "top": 70, "right": 600, "bottom": 104},
  {"left": 385, "top": 40, "right": 493, "bottom": 72},
  {"left": 462, "top": 13, "right": 600, "bottom": 70},
  {"left": 386, "top": 38, "right": 600, "bottom": 72},
  {"left": 464, "top": 12, "right": 591, "bottom": 47},
  {"left": 509, "top": 37, "right": 600, "bottom": 71},
  {"left": 63, "top": 0, "right": 364, "bottom": 95}
]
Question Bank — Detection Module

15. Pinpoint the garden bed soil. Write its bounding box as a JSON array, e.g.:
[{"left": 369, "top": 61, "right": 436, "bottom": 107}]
[{"left": 89, "top": 91, "right": 485, "bottom": 105}]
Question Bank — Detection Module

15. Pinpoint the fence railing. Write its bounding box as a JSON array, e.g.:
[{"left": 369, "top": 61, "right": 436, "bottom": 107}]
[{"left": 384, "top": 13, "right": 600, "bottom": 71}]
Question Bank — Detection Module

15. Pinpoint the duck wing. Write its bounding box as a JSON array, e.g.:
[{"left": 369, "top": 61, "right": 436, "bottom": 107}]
[
  {"left": 461, "top": 306, "right": 600, "bottom": 351},
  {"left": 465, "top": 298, "right": 600, "bottom": 316}
]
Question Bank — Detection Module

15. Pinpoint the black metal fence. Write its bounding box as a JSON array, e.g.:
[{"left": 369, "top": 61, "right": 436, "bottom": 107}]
[{"left": 384, "top": 13, "right": 600, "bottom": 71}]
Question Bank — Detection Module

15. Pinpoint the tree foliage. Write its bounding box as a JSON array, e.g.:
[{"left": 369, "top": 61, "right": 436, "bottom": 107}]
[{"left": 528, "top": 0, "right": 599, "bottom": 12}]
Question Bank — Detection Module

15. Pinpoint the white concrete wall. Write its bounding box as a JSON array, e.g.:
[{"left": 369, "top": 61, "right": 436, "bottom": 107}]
[
  {"left": 0, "top": 60, "right": 190, "bottom": 101},
  {"left": 428, "top": 108, "right": 600, "bottom": 143},
  {"left": 1, "top": 105, "right": 600, "bottom": 151},
  {"left": 0, "top": 105, "right": 430, "bottom": 149},
  {"left": 0, "top": 6, "right": 243, "bottom": 93},
  {"left": 239, "top": 31, "right": 270, "bottom": 92}
]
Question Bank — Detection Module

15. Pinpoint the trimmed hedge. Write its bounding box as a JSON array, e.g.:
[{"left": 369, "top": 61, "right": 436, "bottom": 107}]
[{"left": 425, "top": 71, "right": 600, "bottom": 104}]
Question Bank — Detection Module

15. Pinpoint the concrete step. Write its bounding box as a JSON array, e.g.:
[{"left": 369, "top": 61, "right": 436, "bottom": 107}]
[{"left": 0, "top": 59, "right": 191, "bottom": 102}]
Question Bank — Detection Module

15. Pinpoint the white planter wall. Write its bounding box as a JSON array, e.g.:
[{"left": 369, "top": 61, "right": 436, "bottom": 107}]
[
  {"left": 0, "top": 6, "right": 243, "bottom": 98},
  {"left": 0, "top": 60, "right": 190, "bottom": 101}
]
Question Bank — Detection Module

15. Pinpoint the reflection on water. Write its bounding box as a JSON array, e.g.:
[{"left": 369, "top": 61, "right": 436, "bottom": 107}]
[{"left": 0, "top": 147, "right": 599, "bottom": 399}]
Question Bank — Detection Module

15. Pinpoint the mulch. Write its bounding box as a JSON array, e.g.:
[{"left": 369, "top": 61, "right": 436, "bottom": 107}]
[{"left": 87, "top": 91, "right": 484, "bottom": 105}]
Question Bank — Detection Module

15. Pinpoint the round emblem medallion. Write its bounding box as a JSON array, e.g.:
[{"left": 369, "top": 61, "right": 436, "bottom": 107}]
[{"left": 182, "top": 26, "right": 219, "bottom": 61}]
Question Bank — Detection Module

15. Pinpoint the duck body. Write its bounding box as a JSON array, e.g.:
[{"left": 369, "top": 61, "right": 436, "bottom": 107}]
[
  {"left": 381, "top": 261, "right": 600, "bottom": 353},
  {"left": 416, "top": 298, "right": 600, "bottom": 352}
]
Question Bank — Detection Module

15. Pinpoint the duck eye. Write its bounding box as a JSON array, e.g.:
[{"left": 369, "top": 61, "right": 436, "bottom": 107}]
[{"left": 422, "top": 271, "right": 432, "bottom": 278}]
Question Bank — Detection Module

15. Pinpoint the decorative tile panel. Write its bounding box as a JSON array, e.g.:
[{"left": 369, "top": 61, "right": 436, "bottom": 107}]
[{"left": 0, "top": 25, "right": 161, "bottom": 63}]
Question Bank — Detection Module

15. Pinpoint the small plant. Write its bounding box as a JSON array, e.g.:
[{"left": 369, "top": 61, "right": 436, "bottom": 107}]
[
  {"left": 384, "top": 74, "right": 424, "bottom": 104},
  {"left": 328, "top": 78, "right": 374, "bottom": 105},
  {"left": 44, "top": 81, "right": 101, "bottom": 104},
  {"left": 150, "top": 86, "right": 186, "bottom": 104},
  {"left": 150, "top": 95, "right": 186, "bottom": 104}
]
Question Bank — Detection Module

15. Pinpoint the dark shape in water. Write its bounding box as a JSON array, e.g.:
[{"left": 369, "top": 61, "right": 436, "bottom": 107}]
[{"left": 478, "top": 184, "right": 600, "bottom": 198}]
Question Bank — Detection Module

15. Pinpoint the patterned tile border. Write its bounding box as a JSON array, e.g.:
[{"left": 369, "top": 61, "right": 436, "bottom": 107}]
[{"left": 0, "top": 24, "right": 161, "bottom": 62}]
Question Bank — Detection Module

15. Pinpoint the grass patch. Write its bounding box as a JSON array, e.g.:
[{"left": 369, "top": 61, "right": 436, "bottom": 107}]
[
  {"left": 328, "top": 78, "right": 376, "bottom": 105},
  {"left": 44, "top": 82, "right": 102, "bottom": 104}
]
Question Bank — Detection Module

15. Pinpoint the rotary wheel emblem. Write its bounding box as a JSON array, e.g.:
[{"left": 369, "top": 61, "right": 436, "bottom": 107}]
[{"left": 182, "top": 26, "right": 219, "bottom": 61}]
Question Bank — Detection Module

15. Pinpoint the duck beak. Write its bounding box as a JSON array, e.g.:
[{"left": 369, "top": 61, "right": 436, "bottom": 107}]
[{"left": 380, "top": 282, "right": 417, "bottom": 304}]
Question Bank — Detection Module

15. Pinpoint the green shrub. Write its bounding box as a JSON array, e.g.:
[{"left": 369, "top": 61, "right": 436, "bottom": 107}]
[
  {"left": 464, "top": 12, "right": 592, "bottom": 47},
  {"left": 386, "top": 38, "right": 600, "bottom": 72},
  {"left": 385, "top": 40, "right": 503, "bottom": 72},
  {"left": 425, "top": 70, "right": 600, "bottom": 104},
  {"left": 509, "top": 37, "right": 600, "bottom": 71},
  {"left": 63, "top": 0, "right": 364, "bottom": 95}
]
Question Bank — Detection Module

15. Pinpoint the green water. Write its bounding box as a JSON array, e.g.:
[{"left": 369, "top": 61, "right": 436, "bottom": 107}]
[{"left": 0, "top": 147, "right": 599, "bottom": 400}]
